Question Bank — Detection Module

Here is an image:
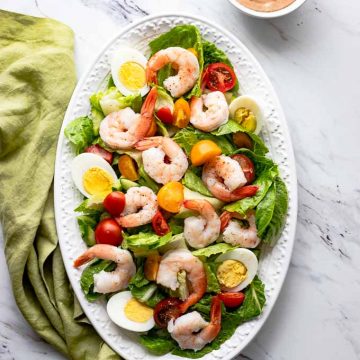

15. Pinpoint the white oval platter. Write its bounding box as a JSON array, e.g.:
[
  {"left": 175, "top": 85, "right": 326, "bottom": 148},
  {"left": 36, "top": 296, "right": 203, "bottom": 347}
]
[{"left": 54, "top": 13, "right": 298, "bottom": 360}]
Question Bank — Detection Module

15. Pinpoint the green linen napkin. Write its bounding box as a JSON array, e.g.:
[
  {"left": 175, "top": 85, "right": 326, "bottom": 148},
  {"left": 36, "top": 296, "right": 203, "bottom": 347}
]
[{"left": 0, "top": 10, "right": 119, "bottom": 360}]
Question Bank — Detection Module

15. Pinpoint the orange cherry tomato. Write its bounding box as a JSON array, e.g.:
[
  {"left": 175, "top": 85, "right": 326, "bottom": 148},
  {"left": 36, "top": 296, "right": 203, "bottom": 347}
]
[
  {"left": 146, "top": 118, "right": 157, "bottom": 136},
  {"left": 157, "top": 181, "right": 184, "bottom": 213},
  {"left": 118, "top": 155, "right": 139, "bottom": 181},
  {"left": 190, "top": 140, "right": 222, "bottom": 166},
  {"left": 173, "top": 98, "right": 190, "bottom": 128}
]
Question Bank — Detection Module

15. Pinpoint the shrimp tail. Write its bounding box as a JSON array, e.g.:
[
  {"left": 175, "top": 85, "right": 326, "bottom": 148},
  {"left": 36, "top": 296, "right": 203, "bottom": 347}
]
[
  {"left": 135, "top": 136, "right": 163, "bottom": 151},
  {"left": 232, "top": 185, "right": 258, "bottom": 200},
  {"left": 220, "top": 211, "right": 232, "bottom": 232},
  {"left": 210, "top": 295, "right": 222, "bottom": 329},
  {"left": 183, "top": 199, "right": 201, "bottom": 212},
  {"left": 73, "top": 252, "right": 94, "bottom": 267}
]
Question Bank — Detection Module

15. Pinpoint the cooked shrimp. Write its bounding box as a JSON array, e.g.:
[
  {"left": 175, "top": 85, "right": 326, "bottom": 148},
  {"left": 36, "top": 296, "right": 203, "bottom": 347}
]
[
  {"left": 99, "top": 87, "right": 157, "bottom": 149},
  {"left": 135, "top": 136, "right": 188, "bottom": 184},
  {"left": 157, "top": 249, "right": 207, "bottom": 313},
  {"left": 168, "top": 296, "right": 221, "bottom": 351},
  {"left": 202, "top": 155, "right": 258, "bottom": 202},
  {"left": 73, "top": 245, "right": 136, "bottom": 294},
  {"left": 146, "top": 47, "right": 199, "bottom": 98},
  {"left": 220, "top": 210, "right": 261, "bottom": 248},
  {"left": 190, "top": 91, "right": 229, "bottom": 132},
  {"left": 116, "top": 186, "right": 158, "bottom": 228},
  {"left": 183, "top": 200, "right": 221, "bottom": 249}
]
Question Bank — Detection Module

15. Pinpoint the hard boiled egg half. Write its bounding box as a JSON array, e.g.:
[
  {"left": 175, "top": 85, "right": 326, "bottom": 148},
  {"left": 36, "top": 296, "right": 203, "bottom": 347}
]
[
  {"left": 229, "top": 95, "right": 264, "bottom": 135},
  {"left": 216, "top": 248, "right": 258, "bottom": 292},
  {"left": 111, "top": 47, "right": 149, "bottom": 97},
  {"left": 71, "top": 153, "right": 117, "bottom": 199},
  {"left": 107, "top": 291, "right": 155, "bottom": 332}
]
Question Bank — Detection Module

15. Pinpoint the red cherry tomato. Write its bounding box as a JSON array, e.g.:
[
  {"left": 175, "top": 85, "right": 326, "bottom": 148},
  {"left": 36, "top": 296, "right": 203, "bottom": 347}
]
[
  {"left": 152, "top": 210, "right": 170, "bottom": 236},
  {"left": 231, "top": 154, "right": 255, "bottom": 183},
  {"left": 153, "top": 297, "right": 183, "bottom": 328},
  {"left": 218, "top": 292, "right": 245, "bottom": 308},
  {"left": 103, "top": 191, "right": 126, "bottom": 217},
  {"left": 95, "top": 218, "right": 123, "bottom": 246},
  {"left": 202, "top": 63, "right": 236, "bottom": 92},
  {"left": 84, "top": 144, "right": 113, "bottom": 164},
  {"left": 156, "top": 107, "right": 173, "bottom": 125}
]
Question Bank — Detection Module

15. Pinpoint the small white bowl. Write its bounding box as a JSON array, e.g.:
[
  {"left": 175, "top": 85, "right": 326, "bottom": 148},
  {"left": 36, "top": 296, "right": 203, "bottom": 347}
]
[{"left": 227, "top": 0, "right": 308, "bottom": 18}]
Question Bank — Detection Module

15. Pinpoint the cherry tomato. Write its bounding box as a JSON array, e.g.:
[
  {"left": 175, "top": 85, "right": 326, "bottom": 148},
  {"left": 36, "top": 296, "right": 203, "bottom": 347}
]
[
  {"left": 231, "top": 154, "right": 255, "bottom": 183},
  {"left": 147, "top": 118, "right": 157, "bottom": 136},
  {"left": 152, "top": 210, "right": 170, "bottom": 236},
  {"left": 157, "top": 182, "right": 184, "bottom": 213},
  {"left": 118, "top": 155, "right": 139, "bottom": 181},
  {"left": 95, "top": 218, "right": 123, "bottom": 246},
  {"left": 103, "top": 191, "right": 126, "bottom": 217},
  {"left": 156, "top": 107, "right": 173, "bottom": 125},
  {"left": 218, "top": 292, "right": 245, "bottom": 308},
  {"left": 203, "top": 63, "right": 236, "bottom": 92},
  {"left": 173, "top": 98, "right": 190, "bottom": 128},
  {"left": 84, "top": 144, "right": 113, "bottom": 164},
  {"left": 190, "top": 140, "right": 222, "bottom": 166},
  {"left": 232, "top": 132, "right": 254, "bottom": 150},
  {"left": 153, "top": 297, "right": 183, "bottom": 328}
]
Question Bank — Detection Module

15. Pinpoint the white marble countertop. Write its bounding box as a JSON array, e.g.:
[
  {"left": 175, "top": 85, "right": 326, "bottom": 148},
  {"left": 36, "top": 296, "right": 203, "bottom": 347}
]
[{"left": 1, "top": 0, "right": 359, "bottom": 359}]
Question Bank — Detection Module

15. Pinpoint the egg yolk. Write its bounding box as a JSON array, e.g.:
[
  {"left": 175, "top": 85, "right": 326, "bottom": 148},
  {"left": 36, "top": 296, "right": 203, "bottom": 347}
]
[
  {"left": 234, "top": 107, "right": 257, "bottom": 132},
  {"left": 124, "top": 298, "right": 153, "bottom": 323},
  {"left": 119, "top": 61, "right": 146, "bottom": 91},
  {"left": 217, "top": 259, "right": 248, "bottom": 288},
  {"left": 83, "top": 167, "right": 114, "bottom": 198}
]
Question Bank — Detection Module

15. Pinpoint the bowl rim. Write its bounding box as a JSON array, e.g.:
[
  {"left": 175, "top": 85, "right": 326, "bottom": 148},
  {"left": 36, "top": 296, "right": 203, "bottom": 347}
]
[{"left": 227, "top": 0, "right": 308, "bottom": 18}]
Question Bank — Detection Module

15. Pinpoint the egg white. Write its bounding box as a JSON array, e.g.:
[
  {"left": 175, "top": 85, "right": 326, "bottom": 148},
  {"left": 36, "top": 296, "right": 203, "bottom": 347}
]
[
  {"left": 229, "top": 95, "right": 264, "bottom": 134},
  {"left": 71, "top": 153, "right": 117, "bottom": 198},
  {"left": 216, "top": 248, "right": 258, "bottom": 292},
  {"left": 111, "top": 47, "right": 149, "bottom": 97},
  {"left": 107, "top": 291, "right": 155, "bottom": 332}
]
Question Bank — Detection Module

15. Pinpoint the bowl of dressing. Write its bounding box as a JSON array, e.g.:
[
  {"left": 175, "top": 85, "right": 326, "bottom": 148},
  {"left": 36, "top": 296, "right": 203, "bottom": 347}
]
[{"left": 227, "top": 0, "right": 307, "bottom": 18}]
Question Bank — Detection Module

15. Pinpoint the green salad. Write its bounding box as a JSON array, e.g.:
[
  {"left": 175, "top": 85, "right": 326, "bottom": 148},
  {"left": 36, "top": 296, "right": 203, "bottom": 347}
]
[{"left": 65, "top": 24, "right": 288, "bottom": 358}]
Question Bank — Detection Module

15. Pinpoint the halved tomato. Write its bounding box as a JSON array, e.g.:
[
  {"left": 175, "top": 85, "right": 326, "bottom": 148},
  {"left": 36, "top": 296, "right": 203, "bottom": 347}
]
[
  {"left": 202, "top": 62, "right": 236, "bottom": 92},
  {"left": 152, "top": 210, "right": 170, "bottom": 236},
  {"left": 218, "top": 292, "right": 245, "bottom": 308},
  {"left": 153, "top": 297, "right": 183, "bottom": 328}
]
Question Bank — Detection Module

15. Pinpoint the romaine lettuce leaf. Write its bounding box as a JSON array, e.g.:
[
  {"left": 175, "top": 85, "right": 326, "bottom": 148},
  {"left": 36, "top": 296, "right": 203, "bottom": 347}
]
[
  {"left": 123, "top": 231, "right": 172, "bottom": 252},
  {"left": 74, "top": 198, "right": 104, "bottom": 215},
  {"left": 173, "top": 126, "right": 235, "bottom": 156},
  {"left": 203, "top": 262, "right": 220, "bottom": 293},
  {"left": 260, "top": 176, "right": 288, "bottom": 245},
  {"left": 192, "top": 243, "right": 236, "bottom": 257},
  {"left": 182, "top": 169, "right": 213, "bottom": 197},
  {"left": 202, "top": 40, "right": 239, "bottom": 95},
  {"left": 213, "top": 120, "right": 268, "bottom": 155},
  {"left": 80, "top": 259, "right": 115, "bottom": 301},
  {"left": 77, "top": 215, "right": 97, "bottom": 246},
  {"left": 140, "top": 329, "right": 176, "bottom": 356},
  {"left": 64, "top": 116, "right": 95, "bottom": 154},
  {"left": 149, "top": 25, "right": 204, "bottom": 98}
]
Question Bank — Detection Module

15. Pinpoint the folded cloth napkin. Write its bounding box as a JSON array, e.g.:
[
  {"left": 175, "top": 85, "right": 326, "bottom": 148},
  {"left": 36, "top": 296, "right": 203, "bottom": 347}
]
[{"left": 0, "top": 10, "right": 119, "bottom": 360}]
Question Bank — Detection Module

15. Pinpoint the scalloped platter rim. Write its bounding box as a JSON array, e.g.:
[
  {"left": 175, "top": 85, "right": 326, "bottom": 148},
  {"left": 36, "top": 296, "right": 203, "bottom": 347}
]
[{"left": 54, "top": 13, "right": 298, "bottom": 360}]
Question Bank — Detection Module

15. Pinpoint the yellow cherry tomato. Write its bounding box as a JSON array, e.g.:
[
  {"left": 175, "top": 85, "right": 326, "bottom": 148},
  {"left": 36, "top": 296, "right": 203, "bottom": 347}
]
[
  {"left": 190, "top": 140, "right": 222, "bottom": 166},
  {"left": 173, "top": 98, "right": 191, "bottom": 128},
  {"left": 118, "top": 155, "right": 139, "bottom": 181},
  {"left": 157, "top": 182, "right": 184, "bottom": 213},
  {"left": 187, "top": 47, "right": 198, "bottom": 58}
]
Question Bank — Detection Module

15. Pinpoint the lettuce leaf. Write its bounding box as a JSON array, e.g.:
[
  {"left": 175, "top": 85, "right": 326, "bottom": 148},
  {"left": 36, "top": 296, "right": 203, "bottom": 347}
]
[
  {"left": 173, "top": 126, "right": 235, "bottom": 156},
  {"left": 149, "top": 25, "right": 204, "bottom": 98},
  {"left": 204, "top": 262, "right": 220, "bottom": 293},
  {"left": 89, "top": 92, "right": 105, "bottom": 136},
  {"left": 123, "top": 231, "right": 173, "bottom": 252},
  {"left": 202, "top": 40, "right": 239, "bottom": 95},
  {"left": 76, "top": 215, "right": 97, "bottom": 246},
  {"left": 74, "top": 198, "right": 104, "bottom": 215},
  {"left": 140, "top": 329, "right": 176, "bottom": 356},
  {"left": 80, "top": 259, "right": 115, "bottom": 301},
  {"left": 224, "top": 166, "right": 278, "bottom": 215},
  {"left": 138, "top": 165, "right": 160, "bottom": 193},
  {"left": 213, "top": 120, "right": 268, "bottom": 155},
  {"left": 260, "top": 176, "right": 288, "bottom": 245},
  {"left": 64, "top": 116, "right": 95, "bottom": 154},
  {"left": 182, "top": 169, "right": 213, "bottom": 197},
  {"left": 192, "top": 243, "right": 236, "bottom": 257}
]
